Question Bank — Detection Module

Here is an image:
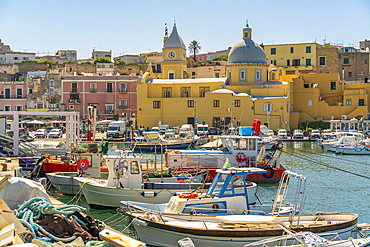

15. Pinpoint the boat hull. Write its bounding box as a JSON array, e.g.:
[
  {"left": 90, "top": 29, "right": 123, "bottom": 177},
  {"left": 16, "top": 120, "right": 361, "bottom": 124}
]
[
  {"left": 131, "top": 213, "right": 358, "bottom": 247},
  {"left": 335, "top": 147, "right": 370, "bottom": 155},
  {"left": 134, "top": 142, "right": 191, "bottom": 152}
]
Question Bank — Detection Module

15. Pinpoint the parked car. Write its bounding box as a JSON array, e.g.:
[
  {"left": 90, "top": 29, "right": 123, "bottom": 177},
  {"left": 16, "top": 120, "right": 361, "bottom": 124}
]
[
  {"left": 293, "top": 129, "right": 304, "bottom": 139},
  {"left": 310, "top": 129, "right": 321, "bottom": 139},
  {"left": 209, "top": 127, "right": 219, "bottom": 135},
  {"left": 277, "top": 129, "right": 287, "bottom": 138},
  {"left": 267, "top": 130, "right": 274, "bottom": 137},
  {"left": 48, "top": 129, "right": 63, "bottom": 138},
  {"left": 35, "top": 129, "right": 46, "bottom": 138},
  {"left": 322, "top": 129, "right": 332, "bottom": 139}
]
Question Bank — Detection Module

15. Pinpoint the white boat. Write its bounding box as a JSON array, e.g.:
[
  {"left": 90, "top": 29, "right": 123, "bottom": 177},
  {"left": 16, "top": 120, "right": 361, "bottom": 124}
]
[
  {"left": 75, "top": 152, "right": 258, "bottom": 208},
  {"left": 121, "top": 169, "right": 305, "bottom": 217},
  {"left": 333, "top": 141, "right": 370, "bottom": 155},
  {"left": 128, "top": 211, "right": 358, "bottom": 247},
  {"left": 321, "top": 132, "right": 363, "bottom": 152}
]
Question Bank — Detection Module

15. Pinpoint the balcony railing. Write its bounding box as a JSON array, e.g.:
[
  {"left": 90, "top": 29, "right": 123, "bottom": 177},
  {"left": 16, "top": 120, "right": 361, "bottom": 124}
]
[
  {"left": 0, "top": 95, "right": 27, "bottom": 99},
  {"left": 90, "top": 88, "right": 97, "bottom": 93},
  {"left": 70, "top": 89, "right": 79, "bottom": 94},
  {"left": 118, "top": 105, "right": 128, "bottom": 109},
  {"left": 69, "top": 99, "right": 80, "bottom": 104},
  {"left": 105, "top": 110, "right": 114, "bottom": 114},
  {"left": 118, "top": 88, "right": 127, "bottom": 93}
]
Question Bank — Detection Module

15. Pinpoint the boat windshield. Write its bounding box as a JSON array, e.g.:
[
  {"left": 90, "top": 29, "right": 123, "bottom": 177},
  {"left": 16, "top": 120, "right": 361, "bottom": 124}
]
[
  {"left": 198, "top": 127, "right": 203, "bottom": 131},
  {"left": 211, "top": 174, "right": 233, "bottom": 197},
  {"left": 231, "top": 138, "right": 256, "bottom": 150}
]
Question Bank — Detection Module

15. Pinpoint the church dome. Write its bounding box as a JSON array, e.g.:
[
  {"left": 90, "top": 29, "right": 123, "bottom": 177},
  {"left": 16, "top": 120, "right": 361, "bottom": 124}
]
[
  {"left": 227, "top": 24, "right": 267, "bottom": 64},
  {"left": 164, "top": 25, "right": 186, "bottom": 49}
]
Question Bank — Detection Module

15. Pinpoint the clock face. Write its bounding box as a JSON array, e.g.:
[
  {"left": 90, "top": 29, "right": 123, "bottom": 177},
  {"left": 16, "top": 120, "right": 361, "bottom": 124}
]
[{"left": 167, "top": 50, "right": 176, "bottom": 60}]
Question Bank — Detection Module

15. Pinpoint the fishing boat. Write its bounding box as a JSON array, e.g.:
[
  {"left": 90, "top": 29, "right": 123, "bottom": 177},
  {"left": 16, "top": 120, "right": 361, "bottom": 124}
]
[
  {"left": 121, "top": 169, "right": 306, "bottom": 217},
  {"left": 166, "top": 134, "right": 285, "bottom": 184},
  {"left": 333, "top": 140, "right": 370, "bottom": 155},
  {"left": 74, "top": 151, "right": 258, "bottom": 208},
  {"left": 320, "top": 132, "right": 363, "bottom": 152},
  {"left": 127, "top": 211, "right": 358, "bottom": 247}
]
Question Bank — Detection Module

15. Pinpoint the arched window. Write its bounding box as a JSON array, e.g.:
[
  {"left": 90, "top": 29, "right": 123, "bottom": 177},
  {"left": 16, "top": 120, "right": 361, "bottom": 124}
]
[
  {"left": 183, "top": 90, "right": 189, "bottom": 98},
  {"left": 168, "top": 69, "right": 175, "bottom": 79},
  {"left": 165, "top": 90, "right": 171, "bottom": 98},
  {"left": 202, "top": 90, "right": 207, "bottom": 97}
]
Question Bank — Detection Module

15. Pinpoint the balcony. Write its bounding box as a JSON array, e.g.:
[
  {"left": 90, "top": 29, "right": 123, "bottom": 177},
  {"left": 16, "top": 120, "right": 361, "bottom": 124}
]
[
  {"left": 70, "top": 89, "right": 79, "bottom": 94},
  {"left": 118, "top": 105, "right": 128, "bottom": 109},
  {"left": 69, "top": 99, "right": 80, "bottom": 104},
  {"left": 118, "top": 88, "right": 127, "bottom": 93},
  {"left": 90, "top": 88, "right": 97, "bottom": 93},
  {"left": 0, "top": 95, "right": 27, "bottom": 99},
  {"left": 105, "top": 110, "right": 114, "bottom": 114}
]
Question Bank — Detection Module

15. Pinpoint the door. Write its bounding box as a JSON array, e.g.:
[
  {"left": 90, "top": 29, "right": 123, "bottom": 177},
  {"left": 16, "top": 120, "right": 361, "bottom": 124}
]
[{"left": 187, "top": 117, "right": 195, "bottom": 127}]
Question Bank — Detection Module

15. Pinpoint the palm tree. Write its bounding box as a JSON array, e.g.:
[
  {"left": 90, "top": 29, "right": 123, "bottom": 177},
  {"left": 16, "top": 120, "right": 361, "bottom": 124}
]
[{"left": 188, "top": 40, "right": 201, "bottom": 62}]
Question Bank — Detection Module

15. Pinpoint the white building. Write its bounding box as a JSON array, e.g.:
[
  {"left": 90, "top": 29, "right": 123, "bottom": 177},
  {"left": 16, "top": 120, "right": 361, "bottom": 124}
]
[{"left": 0, "top": 52, "right": 36, "bottom": 64}]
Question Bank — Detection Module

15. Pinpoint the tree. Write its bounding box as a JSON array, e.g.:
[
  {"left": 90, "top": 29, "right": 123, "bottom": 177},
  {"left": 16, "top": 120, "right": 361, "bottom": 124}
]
[
  {"left": 188, "top": 40, "right": 201, "bottom": 62},
  {"left": 37, "top": 59, "right": 53, "bottom": 68},
  {"left": 115, "top": 60, "right": 126, "bottom": 65},
  {"left": 64, "top": 61, "right": 76, "bottom": 64},
  {"left": 93, "top": 57, "right": 112, "bottom": 64},
  {"left": 21, "top": 60, "right": 37, "bottom": 63},
  {"left": 45, "top": 121, "right": 52, "bottom": 127},
  {"left": 80, "top": 61, "right": 91, "bottom": 64}
]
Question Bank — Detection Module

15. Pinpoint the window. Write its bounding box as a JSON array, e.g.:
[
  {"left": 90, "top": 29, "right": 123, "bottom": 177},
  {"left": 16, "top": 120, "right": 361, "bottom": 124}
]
[
  {"left": 109, "top": 64, "right": 113, "bottom": 68},
  {"left": 37, "top": 103, "right": 43, "bottom": 109},
  {"left": 213, "top": 117, "right": 221, "bottom": 128},
  {"left": 192, "top": 71, "right": 195, "bottom": 76},
  {"left": 183, "top": 90, "right": 189, "bottom": 97},
  {"left": 271, "top": 60, "right": 276, "bottom": 65},
  {"left": 4, "top": 106, "right": 10, "bottom": 111},
  {"left": 330, "top": 81, "right": 336, "bottom": 90},
  {"left": 308, "top": 100, "right": 312, "bottom": 107},
  {"left": 50, "top": 80, "right": 54, "bottom": 87},
  {"left": 348, "top": 71, "right": 352, "bottom": 77},
  {"left": 181, "top": 87, "right": 191, "bottom": 97},
  {"left": 306, "top": 58, "right": 311, "bottom": 66},
  {"left": 264, "top": 103, "right": 272, "bottom": 112},
  {"left": 153, "top": 101, "right": 161, "bottom": 108},
  {"left": 239, "top": 70, "right": 246, "bottom": 80},
  {"left": 71, "top": 83, "right": 77, "bottom": 92},
  {"left": 346, "top": 99, "right": 352, "bottom": 105},
  {"left": 304, "top": 84, "right": 309, "bottom": 88},
  {"left": 213, "top": 100, "right": 220, "bottom": 107},
  {"left": 215, "top": 73, "right": 219, "bottom": 78},
  {"left": 107, "top": 82, "right": 113, "bottom": 92},
  {"left": 306, "top": 46, "right": 311, "bottom": 53},
  {"left": 50, "top": 88, "right": 54, "bottom": 96},
  {"left": 319, "top": 56, "right": 326, "bottom": 65},
  {"left": 119, "top": 82, "right": 127, "bottom": 92},
  {"left": 22, "top": 57, "right": 28, "bottom": 60},
  {"left": 199, "top": 87, "right": 209, "bottom": 97},
  {"left": 345, "top": 48, "right": 349, "bottom": 52},
  {"left": 188, "top": 100, "right": 194, "bottom": 107},
  {"left": 130, "top": 161, "right": 139, "bottom": 174},
  {"left": 29, "top": 88, "right": 33, "bottom": 94},
  {"left": 169, "top": 70, "right": 175, "bottom": 79},
  {"left": 270, "top": 48, "right": 276, "bottom": 55},
  {"left": 165, "top": 90, "right": 171, "bottom": 98},
  {"left": 255, "top": 69, "right": 262, "bottom": 82},
  {"left": 16, "top": 106, "right": 22, "bottom": 111},
  {"left": 343, "top": 57, "right": 349, "bottom": 64},
  {"left": 235, "top": 100, "right": 240, "bottom": 107},
  {"left": 290, "top": 47, "right": 294, "bottom": 53},
  {"left": 119, "top": 99, "right": 127, "bottom": 109},
  {"left": 227, "top": 70, "right": 232, "bottom": 82},
  {"left": 105, "top": 104, "right": 113, "bottom": 114},
  {"left": 255, "top": 70, "right": 261, "bottom": 80},
  {"left": 359, "top": 99, "right": 364, "bottom": 106},
  {"left": 90, "top": 83, "right": 97, "bottom": 93},
  {"left": 286, "top": 59, "right": 290, "bottom": 66},
  {"left": 292, "top": 59, "right": 301, "bottom": 66},
  {"left": 13, "top": 57, "right": 19, "bottom": 60},
  {"left": 287, "top": 103, "right": 290, "bottom": 112},
  {"left": 5, "top": 88, "right": 10, "bottom": 99},
  {"left": 365, "top": 60, "right": 368, "bottom": 64},
  {"left": 70, "top": 94, "right": 79, "bottom": 100},
  {"left": 16, "top": 88, "right": 22, "bottom": 98}
]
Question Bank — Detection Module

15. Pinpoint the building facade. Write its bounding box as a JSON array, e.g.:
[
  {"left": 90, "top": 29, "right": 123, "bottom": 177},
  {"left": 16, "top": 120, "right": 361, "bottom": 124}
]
[
  {"left": 92, "top": 49, "right": 112, "bottom": 61},
  {"left": 0, "top": 52, "right": 36, "bottom": 64},
  {"left": 61, "top": 75, "right": 137, "bottom": 120},
  {"left": 0, "top": 81, "right": 27, "bottom": 111}
]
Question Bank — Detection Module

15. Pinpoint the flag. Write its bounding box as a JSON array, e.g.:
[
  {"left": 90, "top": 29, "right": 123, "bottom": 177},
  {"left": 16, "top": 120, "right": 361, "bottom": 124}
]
[
  {"left": 226, "top": 108, "right": 231, "bottom": 112},
  {"left": 221, "top": 117, "right": 225, "bottom": 122},
  {"left": 360, "top": 116, "right": 364, "bottom": 123}
]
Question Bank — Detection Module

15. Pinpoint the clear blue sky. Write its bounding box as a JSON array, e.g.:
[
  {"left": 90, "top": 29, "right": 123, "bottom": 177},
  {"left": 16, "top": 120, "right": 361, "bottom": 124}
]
[{"left": 1, "top": 0, "right": 369, "bottom": 59}]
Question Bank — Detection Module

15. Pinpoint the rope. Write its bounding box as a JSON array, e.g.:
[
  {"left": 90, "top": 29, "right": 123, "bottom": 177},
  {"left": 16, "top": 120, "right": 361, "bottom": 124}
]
[
  {"left": 281, "top": 149, "right": 370, "bottom": 180},
  {"left": 16, "top": 197, "right": 87, "bottom": 242}
]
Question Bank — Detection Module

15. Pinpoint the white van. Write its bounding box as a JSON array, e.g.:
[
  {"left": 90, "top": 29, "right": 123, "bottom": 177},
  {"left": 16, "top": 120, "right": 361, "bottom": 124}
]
[
  {"left": 180, "top": 124, "right": 194, "bottom": 138},
  {"left": 106, "top": 121, "right": 126, "bottom": 138},
  {"left": 196, "top": 124, "right": 209, "bottom": 136}
]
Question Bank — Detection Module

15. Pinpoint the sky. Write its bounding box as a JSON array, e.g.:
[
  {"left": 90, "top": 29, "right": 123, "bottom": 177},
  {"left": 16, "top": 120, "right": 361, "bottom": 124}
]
[{"left": 0, "top": 0, "right": 369, "bottom": 59}]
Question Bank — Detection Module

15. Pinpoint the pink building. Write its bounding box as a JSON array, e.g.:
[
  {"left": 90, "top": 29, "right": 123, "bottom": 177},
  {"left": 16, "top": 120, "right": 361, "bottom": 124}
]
[
  {"left": 61, "top": 75, "right": 137, "bottom": 120},
  {"left": 0, "top": 81, "right": 27, "bottom": 111}
]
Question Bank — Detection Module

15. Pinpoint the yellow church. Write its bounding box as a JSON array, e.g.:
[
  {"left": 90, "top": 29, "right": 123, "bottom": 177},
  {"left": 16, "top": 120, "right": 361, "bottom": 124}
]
[{"left": 137, "top": 23, "right": 295, "bottom": 130}]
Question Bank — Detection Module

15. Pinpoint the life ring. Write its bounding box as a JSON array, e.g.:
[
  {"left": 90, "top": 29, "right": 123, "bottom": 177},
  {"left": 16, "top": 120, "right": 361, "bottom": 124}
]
[
  {"left": 179, "top": 192, "right": 198, "bottom": 199},
  {"left": 77, "top": 158, "right": 89, "bottom": 170},
  {"left": 276, "top": 142, "right": 283, "bottom": 150},
  {"left": 235, "top": 152, "right": 247, "bottom": 163},
  {"left": 263, "top": 166, "right": 275, "bottom": 179}
]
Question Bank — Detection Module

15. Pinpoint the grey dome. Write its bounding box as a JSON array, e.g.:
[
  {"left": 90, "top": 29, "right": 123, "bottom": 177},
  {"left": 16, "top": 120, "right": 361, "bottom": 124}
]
[
  {"left": 164, "top": 25, "right": 186, "bottom": 49},
  {"left": 227, "top": 39, "right": 267, "bottom": 64}
]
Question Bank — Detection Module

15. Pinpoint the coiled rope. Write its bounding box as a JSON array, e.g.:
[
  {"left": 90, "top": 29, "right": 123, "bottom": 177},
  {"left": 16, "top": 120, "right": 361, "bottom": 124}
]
[{"left": 15, "top": 197, "right": 87, "bottom": 242}]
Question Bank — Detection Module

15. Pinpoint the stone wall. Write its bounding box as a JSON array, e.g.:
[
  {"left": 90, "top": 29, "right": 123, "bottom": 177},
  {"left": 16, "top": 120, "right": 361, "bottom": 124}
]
[{"left": 316, "top": 47, "right": 340, "bottom": 74}]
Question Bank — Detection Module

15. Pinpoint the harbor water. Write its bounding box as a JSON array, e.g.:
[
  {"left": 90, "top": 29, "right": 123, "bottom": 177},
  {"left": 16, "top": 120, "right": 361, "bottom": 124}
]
[{"left": 59, "top": 141, "right": 370, "bottom": 239}]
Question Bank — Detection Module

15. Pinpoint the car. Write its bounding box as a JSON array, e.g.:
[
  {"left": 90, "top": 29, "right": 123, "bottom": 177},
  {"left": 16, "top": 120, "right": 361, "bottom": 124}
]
[
  {"left": 209, "top": 127, "right": 219, "bottom": 135},
  {"left": 277, "top": 129, "right": 287, "bottom": 138},
  {"left": 35, "top": 129, "right": 46, "bottom": 138},
  {"left": 322, "top": 129, "right": 332, "bottom": 139},
  {"left": 293, "top": 130, "right": 304, "bottom": 139},
  {"left": 310, "top": 129, "right": 321, "bottom": 139},
  {"left": 267, "top": 130, "right": 274, "bottom": 137},
  {"left": 48, "top": 129, "right": 63, "bottom": 138}
]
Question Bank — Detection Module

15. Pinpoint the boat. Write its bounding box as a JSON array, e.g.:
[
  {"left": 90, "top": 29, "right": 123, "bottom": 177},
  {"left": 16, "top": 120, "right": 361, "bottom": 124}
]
[
  {"left": 127, "top": 211, "right": 358, "bottom": 247},
  {"left": 243, "top": 224, "right": 370, "bottom": 247},
  {"left": 333, "top": 140, "right": 370, "bottom": 155},
  {"left": 166, "top": 134, "right": 286, "bottom": 183},
  {"left": 134, "top": 132, "right": 192, "bottom": 152},
  {"left": 74, "top": 151, "right": 258, "bottom": 208},
  {"left": 320, "top": 132, "right": 363, "bottom": 152},
  {"left": 121, "top": 169, "right": 306, "bottom": 217}
]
